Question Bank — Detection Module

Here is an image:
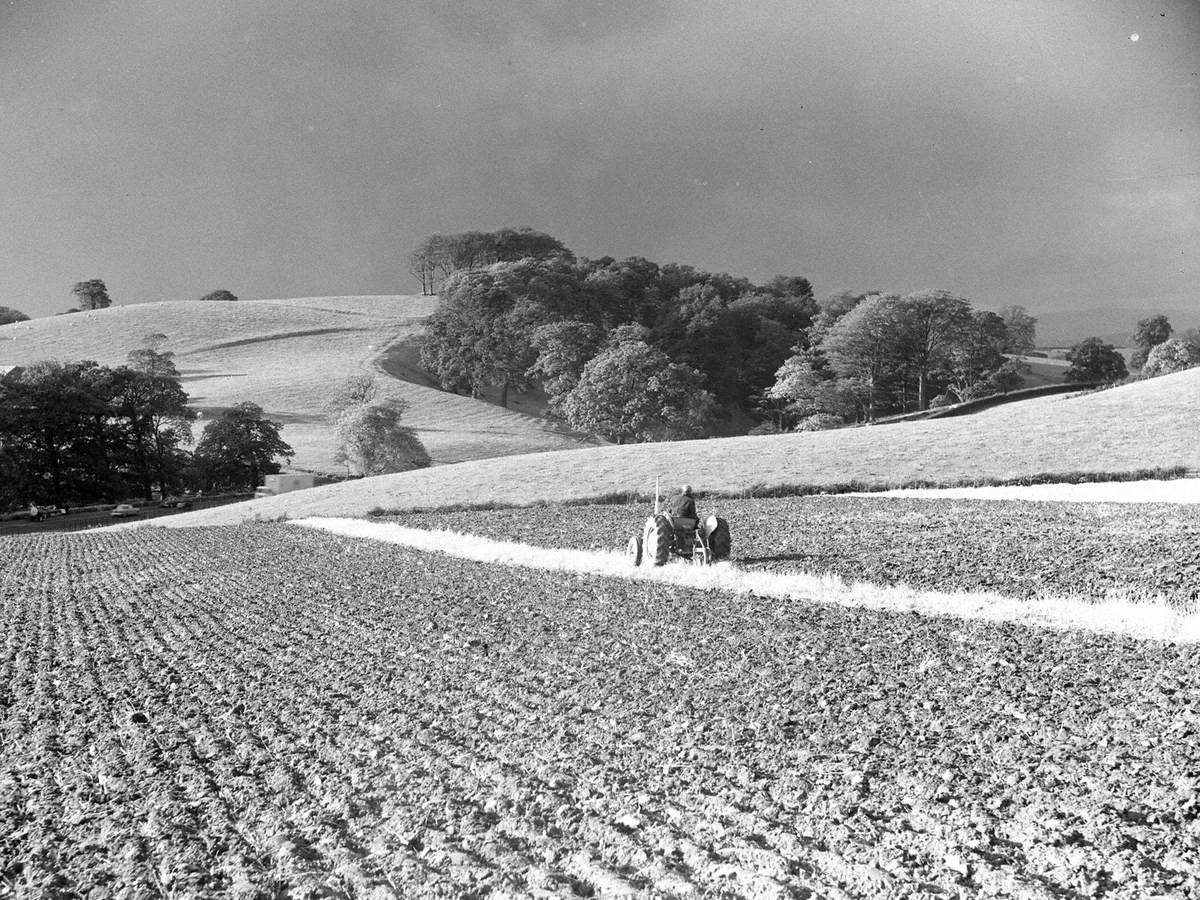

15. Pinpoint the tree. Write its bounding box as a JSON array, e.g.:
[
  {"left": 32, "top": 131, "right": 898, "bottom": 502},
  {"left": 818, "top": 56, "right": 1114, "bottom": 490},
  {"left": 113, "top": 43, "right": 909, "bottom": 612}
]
[
  {"left": 1064, "top": 338, "right": 1128, "bottom": 384},
  {"left": 334, "top": 398, "right": 430, "bottom": 476},
  {"left": 1142, "top": 338, "right": 1200, "bottom": 378},
  {"left": 72, "top": 279, "right": 112, "bottom": 310},
  {"left": 117, "top": 350, "right": 196, "bottom": 498},
  {"left": 492, "top": 227, "right": 574, "bottom": 263},
  {"left": 812, "top": 290, "right": 873, "bottom": 334},
  {"left": 0, "top": 306, "right": 29, "bottom": 325},
  {"left": 581, "top": 256, "right": 663, "bottom": 326},
  {"left": 326, "top": 374, "right": 379, "bottom": 417},
  {"left": 126, "top": 347, "right": 179, "bottom": 379},
  {"left": 892, "top": 290, "right": 973, "bottom": 411},
  {"left": 760, "top": 274, "right": 815, "bottom": 303},
  {"left": 946, "top": 310, "right": 1011, "bottom": 401},
  {"left": 998, "top": 305, "right": 1038, "bottom": 353},
  {"left": 1131, "top": 314, "right": 1173, "bottom": 369},
  {"left": 199, "top": 289, "right": 238, "bottom": 302},
  {"left": 562, "top": 340, "right": 715, "bottom": 443},
  {"left": 191, "top": 403, "right": 292, "bottom": 491},
  {"left": 490, "top": 256, "right": 592, "bottom": 321},
  {"left": 527, "top": 320, "right": 605, "bottom": 416},
  {"left": 419, "top": 264, "right": 559, "bottom": 406},
  {"left": 764, "top": 348, "right": 864, "bottom": 426},
  {"left": 821, "top": 293, "right": 905, "bottom": 420},
  {"left": 0, "top": 361, "right": 108, "bottom": 506},
  {"left": 409, "top": 234, "right": 449, "bottom": 294}
]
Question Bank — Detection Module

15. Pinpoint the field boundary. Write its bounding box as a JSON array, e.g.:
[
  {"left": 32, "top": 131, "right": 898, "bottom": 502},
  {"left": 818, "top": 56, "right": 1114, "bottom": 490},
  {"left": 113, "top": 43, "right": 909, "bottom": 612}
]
[
  {"left": 365, "top": 465, "right": 1192, "bottom": 516},
  {"left": 293, "top": 517, "right": 1200, "bottom": 643}
]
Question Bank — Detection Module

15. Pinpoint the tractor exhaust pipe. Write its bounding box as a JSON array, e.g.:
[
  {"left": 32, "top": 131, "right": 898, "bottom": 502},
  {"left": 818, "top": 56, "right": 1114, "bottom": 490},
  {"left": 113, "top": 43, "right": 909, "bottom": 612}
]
[{"left": 654, "top": 476, "right": 661, "bottom": 516}]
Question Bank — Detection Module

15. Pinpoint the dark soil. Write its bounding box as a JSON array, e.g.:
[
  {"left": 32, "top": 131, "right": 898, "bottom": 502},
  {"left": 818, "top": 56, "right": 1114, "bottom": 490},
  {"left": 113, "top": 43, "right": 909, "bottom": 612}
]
[{"left": 1, "top": 524, "right": 1197, "bottom": 897}]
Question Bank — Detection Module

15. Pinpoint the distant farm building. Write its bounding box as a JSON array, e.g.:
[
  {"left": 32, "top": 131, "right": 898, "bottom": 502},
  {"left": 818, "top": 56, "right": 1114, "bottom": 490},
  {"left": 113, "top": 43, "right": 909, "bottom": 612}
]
[{"left": 253, "top": 473, "right": 315, "bottom": 499}]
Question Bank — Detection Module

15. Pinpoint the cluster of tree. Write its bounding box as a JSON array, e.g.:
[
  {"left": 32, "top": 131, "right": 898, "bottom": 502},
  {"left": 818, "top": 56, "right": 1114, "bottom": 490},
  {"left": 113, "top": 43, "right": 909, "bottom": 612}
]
[
  {"left": 417, "top": 236, "right": 819, "bottom": 442},
  {"left": 1061, "top": 314, "right": 1200, "bottom": 387},
  {"left": 763, "top": 292, "right": 1038, "bottom": 427},
  {"left": 0, "top": 306, "right": 29, "bottom": 325},
  {"left": 408, "top": 228, "right": 574, "bottom": 295},
  {"left": 1128, "top": 314, "right": 1200, "bottom": 378},
  {"left": 0, "top": 350, "right": 294, "bottom": 510},
  {"left": 200, "top": 289, "right": 239, "bottom": 302}
]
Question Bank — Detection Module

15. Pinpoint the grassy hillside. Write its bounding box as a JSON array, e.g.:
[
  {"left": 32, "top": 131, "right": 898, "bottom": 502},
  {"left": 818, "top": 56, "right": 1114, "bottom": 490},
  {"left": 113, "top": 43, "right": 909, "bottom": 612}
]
[
  {"left": 0, "top": 296, "right": 596, "bottom": 472},
  {"left": 140, "top": 365, "right": 1200, "bottom": 526}
]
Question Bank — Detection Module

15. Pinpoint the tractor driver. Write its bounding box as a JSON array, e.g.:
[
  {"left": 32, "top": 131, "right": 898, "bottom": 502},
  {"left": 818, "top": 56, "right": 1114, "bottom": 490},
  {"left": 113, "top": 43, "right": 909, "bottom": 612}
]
[{"left": 668, "top": 484, "right": 698, "bottom": 522}]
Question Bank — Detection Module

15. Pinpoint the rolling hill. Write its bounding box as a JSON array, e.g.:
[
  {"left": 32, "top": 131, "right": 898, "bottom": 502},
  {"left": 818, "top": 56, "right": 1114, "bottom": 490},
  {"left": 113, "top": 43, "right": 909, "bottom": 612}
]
[
  {"left": 0, "top": 296, "right": 597, "bottom": 472},
  {"left": 139, "top": 364, "right": 1200, "bottom": 526}
]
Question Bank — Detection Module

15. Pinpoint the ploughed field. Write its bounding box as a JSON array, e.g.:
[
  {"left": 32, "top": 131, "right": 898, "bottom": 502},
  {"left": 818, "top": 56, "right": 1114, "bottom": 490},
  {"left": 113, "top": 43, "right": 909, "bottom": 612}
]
[
  {"left": 402, "top": 496, "right": 1200, "bottom": 607},
  {"left": 3, "top": 523, "right": 1199, "bottom": 898}
]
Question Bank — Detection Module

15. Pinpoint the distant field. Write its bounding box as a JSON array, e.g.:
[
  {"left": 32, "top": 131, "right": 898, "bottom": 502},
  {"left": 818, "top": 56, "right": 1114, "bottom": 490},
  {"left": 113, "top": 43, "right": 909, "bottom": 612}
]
[
  {"left": 134, "top": 365, "right": 1200, "bottom": 526},
  {"left": 1013, "top": 353, "right": 1070, "bottom": 388},
  {"left": 0, "top": 297, "right": 594, "bottom": 472}
]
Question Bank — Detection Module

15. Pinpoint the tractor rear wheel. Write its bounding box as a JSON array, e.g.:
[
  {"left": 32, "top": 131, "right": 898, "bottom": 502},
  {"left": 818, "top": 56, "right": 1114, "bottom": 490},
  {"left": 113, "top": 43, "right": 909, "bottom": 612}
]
[
  {"left": 709, "top": 517, "right": 731, "bottom": 560},
  {"left": 644, "top": 514, "right": 673, "bottom": 566},
  {"left": 626, "top": 534, "right": 643, "bottom": 566}
]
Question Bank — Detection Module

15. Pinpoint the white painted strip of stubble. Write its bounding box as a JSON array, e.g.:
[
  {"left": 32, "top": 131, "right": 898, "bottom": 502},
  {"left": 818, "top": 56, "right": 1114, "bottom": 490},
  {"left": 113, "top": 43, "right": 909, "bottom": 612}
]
[
  {"left": 292, "top": 518, "right": 1200, "bottom": 644},
  {"left": 854, "top": 478, "right": 1200, "bottom": 504}
]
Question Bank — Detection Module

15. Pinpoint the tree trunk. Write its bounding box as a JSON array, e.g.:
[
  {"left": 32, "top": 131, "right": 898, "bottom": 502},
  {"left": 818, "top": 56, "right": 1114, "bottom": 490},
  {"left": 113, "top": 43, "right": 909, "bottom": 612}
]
[
  {"left": 500, "top": 382, "right": 509, "bottom": 408},
  {"left": 918, "top": 371, "right": 928, "bottom": 411}
]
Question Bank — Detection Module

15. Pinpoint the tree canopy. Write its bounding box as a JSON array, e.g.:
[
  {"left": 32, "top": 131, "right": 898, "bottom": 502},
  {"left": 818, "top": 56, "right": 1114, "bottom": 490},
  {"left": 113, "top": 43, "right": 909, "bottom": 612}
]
[
  {"left": 997, "top": 305, "right": 1037, "bottom": 353},
  {"left": 1131, "top": 314, "right": 1173, "bottom": 369},
  {"left": 200, "top": 289, "right": 239, "bottom": 302},
  {"left": 419, "top": 265, "right": 552, "bottom": 406},
  {"left": 334, "top": 398, "right": 431, "bottom": 476},
  {"left": 1142, "top": 338, "right": 1200, "bottom": 378},
  {"left": 72, "top": 279, "right": 112, "bottom": 310},
  {"left": 192, "top": 403, "right": 292, "bottom": 491},
  {"left": 1064, "top": 338, "right": 1128, "bottom": 384},
  {"left": 562, "top": 340, "right": 715, "bottom": 443}
]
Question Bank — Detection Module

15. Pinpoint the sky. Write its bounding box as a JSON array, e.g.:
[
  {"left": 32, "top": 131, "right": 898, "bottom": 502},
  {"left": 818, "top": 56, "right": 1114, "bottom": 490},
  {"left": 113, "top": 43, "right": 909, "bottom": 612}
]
[{"left": 2, "top": 0, "right": 1198, "bottom": 321}]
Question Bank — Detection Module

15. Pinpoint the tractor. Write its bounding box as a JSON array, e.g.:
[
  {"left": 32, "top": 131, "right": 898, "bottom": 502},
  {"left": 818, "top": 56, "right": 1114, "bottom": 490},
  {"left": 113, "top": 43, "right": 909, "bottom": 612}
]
[{"left": 627, "top": 480, "right": 731, "bottom": 567}]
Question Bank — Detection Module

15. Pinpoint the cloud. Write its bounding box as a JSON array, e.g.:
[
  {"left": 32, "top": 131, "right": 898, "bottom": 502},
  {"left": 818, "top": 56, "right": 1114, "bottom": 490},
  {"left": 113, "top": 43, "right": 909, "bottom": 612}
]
[{"left": 1, "top": 0, "right": 1197, "bottom": 316}]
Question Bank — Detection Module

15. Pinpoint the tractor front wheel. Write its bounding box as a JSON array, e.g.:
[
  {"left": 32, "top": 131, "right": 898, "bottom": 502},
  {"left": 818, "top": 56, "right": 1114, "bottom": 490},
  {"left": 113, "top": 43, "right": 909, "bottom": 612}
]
[{"left": 626, "top": 534, "right": 643, "bottom": 566}]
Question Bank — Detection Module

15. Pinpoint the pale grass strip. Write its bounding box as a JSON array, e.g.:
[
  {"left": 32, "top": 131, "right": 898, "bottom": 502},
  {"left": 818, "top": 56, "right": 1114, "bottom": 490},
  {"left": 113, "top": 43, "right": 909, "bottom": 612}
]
[{"left": 293, "top": 517, "right": 1200, "bottom": 644}]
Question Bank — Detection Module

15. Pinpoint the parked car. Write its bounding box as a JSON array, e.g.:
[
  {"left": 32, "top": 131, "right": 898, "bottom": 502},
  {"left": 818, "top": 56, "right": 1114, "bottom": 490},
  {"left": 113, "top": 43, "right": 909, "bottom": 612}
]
[
  {"left": 158, "top": 498, "right": 193, "bottom": 509},
  {"left": 110, "top": 503, "right": 140, "bottom": 518}
]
